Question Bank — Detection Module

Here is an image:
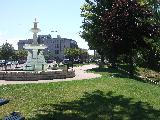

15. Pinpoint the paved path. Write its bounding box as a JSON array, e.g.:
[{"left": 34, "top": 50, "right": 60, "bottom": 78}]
[{"left": 0, "top": 64, "right": 101, "bottom": 86}]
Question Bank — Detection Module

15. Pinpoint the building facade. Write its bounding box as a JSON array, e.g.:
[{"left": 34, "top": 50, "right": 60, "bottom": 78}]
[{"left": 18, "top": 34, "right": 78, "bottom": 61}]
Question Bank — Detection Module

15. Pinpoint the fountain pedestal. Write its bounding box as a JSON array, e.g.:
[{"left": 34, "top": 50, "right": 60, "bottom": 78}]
[{"left": 23, "top": 19, "right": 48, "bottom": 71}]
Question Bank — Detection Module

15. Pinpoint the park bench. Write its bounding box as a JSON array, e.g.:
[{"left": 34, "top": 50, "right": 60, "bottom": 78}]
[
  {"left": 0, "top": 99, "right": 25, "bottom": 120},
  {"left": 0, "top": 99, "right": 9, "bottom": 106},
  {"left": 3, "top": 112, "right": 25, "bottom": 120}
]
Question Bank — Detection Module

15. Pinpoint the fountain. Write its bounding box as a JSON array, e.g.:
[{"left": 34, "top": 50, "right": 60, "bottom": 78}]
[
  {"left": 23, "top": 19, "right": 48, "bottom": 71},
  {"left": 0, "top": 19, "right": 75, "bottom": 81}
]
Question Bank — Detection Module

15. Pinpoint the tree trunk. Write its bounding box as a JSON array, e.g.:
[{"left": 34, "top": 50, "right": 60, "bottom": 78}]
[
  {"left": 69, "top": 56, "right": 74, "bottom": 68},
  {"left": 101, "top": 54, "right": 105, "bottom": 64},
  {"left": 71, "top": 57, "right": 74, "bottom": 68},
  {"left": 110, "top": 52, "right": 117, "bottom": 68},
  {"left": 99, "top": 54, "right": 105, "bottom": 68},
  {"left": 4, "top": 59, "right": 7, "bottom": 72}
]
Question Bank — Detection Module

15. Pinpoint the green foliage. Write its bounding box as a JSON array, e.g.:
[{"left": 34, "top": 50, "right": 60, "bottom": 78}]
[
  {"left": 12, "top": 51, "right": 19, "bottom": 61},
  {"left": 81, "top": 0, "right": 160, "bottom": 74},
  {"left": 102, "top": 0, "right": 158, "bottom": 54},
  {"left": 44, "top": 51, "right": 53, "bottom": 60},
  {"left": 80, "top": 0, "right": 111, "bottom": 55},
  {"left": 141, "top": 0, "right": 160, "bottom": 70},
  {"left": 1, "top": 42, "right": 15, "bottom": 60},
  {"left": 17, "top": 49, "right": 28, "bottom": 60},
  {"left": 64, "top": 48, "right": 82, "bottom": 58}
]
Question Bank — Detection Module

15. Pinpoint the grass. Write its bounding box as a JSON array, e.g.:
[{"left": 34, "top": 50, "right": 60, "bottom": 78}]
[{"left": 0, "top": 67, "right": 160, "bottom": 119}]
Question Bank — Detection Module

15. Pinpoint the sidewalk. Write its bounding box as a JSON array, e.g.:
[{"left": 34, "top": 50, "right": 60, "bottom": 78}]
[{"left": 0, "top": 64, "right": 101, "bottom": 86}]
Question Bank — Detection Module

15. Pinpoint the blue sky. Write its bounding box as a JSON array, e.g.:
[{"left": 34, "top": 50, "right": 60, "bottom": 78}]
[{"left": 0, "top": 0, "right": 93, "bottom": 54}]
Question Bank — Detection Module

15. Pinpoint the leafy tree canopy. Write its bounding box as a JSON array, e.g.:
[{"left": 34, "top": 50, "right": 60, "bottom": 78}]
[
  {"left": 80, "top": 0, "right": 113, "bottom": 55},
  {"left": 1, "top": 42, "right": 15, "bottom": 61}
]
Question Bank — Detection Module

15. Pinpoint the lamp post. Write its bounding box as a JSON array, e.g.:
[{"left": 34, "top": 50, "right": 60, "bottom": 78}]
[{"left": 51, "top": 30, "right": 57, "bottom": 38}]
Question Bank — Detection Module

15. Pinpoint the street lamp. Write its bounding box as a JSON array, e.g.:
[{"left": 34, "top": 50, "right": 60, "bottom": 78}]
[
  {"left": 51, "top": 30, "right": 57, "bottom": 38},
  {"left": 51, "top": 30, "right": 57, "bottom": 32}
]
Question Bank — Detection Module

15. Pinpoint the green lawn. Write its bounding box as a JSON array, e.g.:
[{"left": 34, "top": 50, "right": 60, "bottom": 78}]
[{"left": 0, "top": 67, "right": 160, "bottom": 120}]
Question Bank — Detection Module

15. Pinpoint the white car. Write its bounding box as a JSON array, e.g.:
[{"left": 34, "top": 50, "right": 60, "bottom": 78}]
[
  {"left": 62, "top": 59, "right": 70, "bottom": 64},
  {"left": 6, "top": 61, "right": 13, "bottom": 65}
]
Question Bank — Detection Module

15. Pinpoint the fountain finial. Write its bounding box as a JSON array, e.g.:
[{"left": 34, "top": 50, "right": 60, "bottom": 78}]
[
  {"left": 34, "top": 18, "right": 38, "bottom": 29},
  {"left": 31, "top": 18, "right": 41, "bottom": 33}
]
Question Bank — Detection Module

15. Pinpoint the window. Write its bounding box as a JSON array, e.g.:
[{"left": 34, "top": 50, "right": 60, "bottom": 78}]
[
  {"left": 57, "top": 44, "right": 59, "bottom": 48},
  {"left": 55, "top": 50, "right": 59, "bottom": 54}
]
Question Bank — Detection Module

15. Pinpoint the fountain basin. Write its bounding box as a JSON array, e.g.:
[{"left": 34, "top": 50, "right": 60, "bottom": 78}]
[
  {"left": 0, "top": 69, "right": 75, "bottom": 81},
  {"left": 24, "top": 44, "right": 47, "bottom": 50}
]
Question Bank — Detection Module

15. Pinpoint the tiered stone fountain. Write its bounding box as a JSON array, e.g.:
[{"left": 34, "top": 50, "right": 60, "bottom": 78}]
[
  {"left": 0, "top": 19, "right": 75, "bottom": 81},
  {"left": 23, "top": 19, "right": 48, "bottom": 71}
]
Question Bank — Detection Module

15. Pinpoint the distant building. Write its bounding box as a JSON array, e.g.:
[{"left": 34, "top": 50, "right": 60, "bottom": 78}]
[{"left": 18, "top": 34, "right": 78, "bottom": 61}]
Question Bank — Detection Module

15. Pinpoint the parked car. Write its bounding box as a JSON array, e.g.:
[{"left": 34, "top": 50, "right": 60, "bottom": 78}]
[
  {"left": 18, "top": 60, "right": 26, "bottom": 64},
  {"left": 6, "top": 61, "right": 12, "bottom": 65},
  {"left": 12, "top": 61, "right": 19, "bottom": 65},
  {"left": 95, "top": 59, "right": 101, "bottom": 64},
  {"left": 0, "top": 60, "right": 5, "bottom": 66},
  {"left": 46, "top": 60, "right": 53, "bottom": 63},
  {"left": 62, "top": 59, "right": 71, "bottom": 64},
  {"left": 73, "top": 59, "right": 80, "bottom": 64}
]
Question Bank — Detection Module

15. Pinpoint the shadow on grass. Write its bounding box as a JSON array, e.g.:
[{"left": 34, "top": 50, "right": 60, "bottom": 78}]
[
  {"left": 87, "top": 67, "right": 120, "bottom": 73},
  {"left": 28, "top": 90, "right": 160, "bottom": 120},
  {"left": 87, "top": 67, "right": 146, "bottom": 82}
]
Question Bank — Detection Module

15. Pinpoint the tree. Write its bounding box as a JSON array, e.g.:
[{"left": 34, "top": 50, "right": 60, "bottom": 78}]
[
  {"left": 1, "top": 42, "right": 15, "bottom": 70},
  {"left": 12, "top": 51, "right": 20, "bottom": 67},
  {"left": 80, "top": 0, "right": 113, "bottom": 65},
  {"left": 101, "top": 0, "right": 159, "bottom": 75},
  {"left": 44, "top": 51, "right": 54, "bottom": 61},
  {"left": 141, "top": 0, "right": 160, "bottom": 71},
  {"left": 64, "top": 48, "right": 78, "bottom": 68},
  {"left": 64, "top": 48, "right": 87, "bottom": 67},
  {"left": 79, "top": 49, "right": 89, "bottom": 63},
  {"left": 64, "top": 48, "right": 81, "bottom": 59},
  {"left": 81, "top": 0, "right": 159, "bottom": 74},
  {"left": 17, "top": 49, "right": 28, "bottom": 61}
]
